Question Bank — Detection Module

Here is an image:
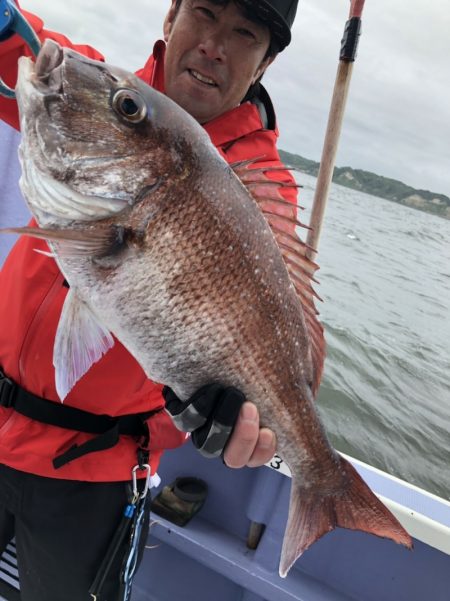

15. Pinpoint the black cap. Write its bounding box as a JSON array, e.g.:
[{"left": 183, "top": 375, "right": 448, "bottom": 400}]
[{"left": 244, "top": 0, "right": 299, "bottom": 51}]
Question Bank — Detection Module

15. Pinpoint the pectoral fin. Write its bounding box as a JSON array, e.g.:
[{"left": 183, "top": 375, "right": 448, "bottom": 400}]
[
  {"left": 0, "top": 225, "right": 126, "bottom": 258},
  {"left": 54, "top": 289, "right": 114, "bottom": 400}
]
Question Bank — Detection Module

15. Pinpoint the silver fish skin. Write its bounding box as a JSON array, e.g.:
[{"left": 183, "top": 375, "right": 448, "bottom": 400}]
[{"left": 9, "top": 39, "right": 412, "bottom": 577}]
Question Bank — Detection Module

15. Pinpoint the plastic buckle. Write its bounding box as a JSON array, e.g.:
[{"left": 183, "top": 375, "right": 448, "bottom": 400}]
[{"left": 0, "top": 369, "right": 15, "bottom": 408}]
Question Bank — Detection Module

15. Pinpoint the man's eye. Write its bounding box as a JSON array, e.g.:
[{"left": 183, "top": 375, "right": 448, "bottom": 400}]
[
  {"left": 196, "top": 7, "right": 215, "bottom": 19},
  {"left": 236, "top": 28, "right": 256, "bottom": 40}
]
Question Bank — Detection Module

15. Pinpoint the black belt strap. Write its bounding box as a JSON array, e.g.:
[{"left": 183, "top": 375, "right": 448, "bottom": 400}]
[{"left": 0, "top": 367, "right": 160, "bottom": 469}]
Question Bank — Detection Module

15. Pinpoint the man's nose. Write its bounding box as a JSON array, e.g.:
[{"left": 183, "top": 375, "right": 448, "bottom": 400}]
[{"left": 198, "top": 32, "right": 227, "bottom": 62}]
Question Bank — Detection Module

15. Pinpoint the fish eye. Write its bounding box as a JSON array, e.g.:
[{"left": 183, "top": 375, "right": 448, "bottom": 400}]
[{"left": 112, "top": 89, "right": 147, "bottom": 123}]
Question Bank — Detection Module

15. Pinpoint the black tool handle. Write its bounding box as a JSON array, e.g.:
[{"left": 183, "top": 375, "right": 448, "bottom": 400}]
[{"left": 89, "top": 503, "right": 135, "bottom": 599}]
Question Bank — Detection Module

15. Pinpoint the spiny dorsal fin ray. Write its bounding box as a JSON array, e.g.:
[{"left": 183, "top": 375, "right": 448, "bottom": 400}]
[
  {"left": 259, "top": 196, "right": 307, "bottom": 212},
  {"left": 233, "top": 162, "right": 325, "bottom": 396},
  {"left": 279, "top": 243, "right": 320, "bottom": 284},
  {"left": 231, "top": 158, "right": 303, "bottom": 181},
  {"left": 244, "top": 179, "right": 300, "bottom": 191},
  {"left": 263, "top": 210, "right": 312, "bottom": 231}
]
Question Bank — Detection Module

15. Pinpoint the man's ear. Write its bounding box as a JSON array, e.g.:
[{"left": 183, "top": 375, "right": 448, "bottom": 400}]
[
  {"left": 252, "top": 55, "right": 276, "bottom": 85},
  {"left": 163, "top": 1, "right": 178, "bottom": 42}
]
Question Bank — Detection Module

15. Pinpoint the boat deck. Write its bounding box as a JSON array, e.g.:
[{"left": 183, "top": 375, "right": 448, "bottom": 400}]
[
  {"left": 132, "top": 444, "right": 450, "bottom": 601},
  {"left": 1, "top": 443, "right": 449, "bottom": 600}
]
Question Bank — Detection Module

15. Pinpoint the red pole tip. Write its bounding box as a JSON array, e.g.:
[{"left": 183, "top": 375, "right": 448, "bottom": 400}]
[{"left": 349, "top": 0, "right": 365, "bottom": 19}]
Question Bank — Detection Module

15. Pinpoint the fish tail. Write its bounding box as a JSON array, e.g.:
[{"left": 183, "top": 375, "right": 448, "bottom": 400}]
[{"left": 279, "top": 456, "right": 413, "bottom": 578}]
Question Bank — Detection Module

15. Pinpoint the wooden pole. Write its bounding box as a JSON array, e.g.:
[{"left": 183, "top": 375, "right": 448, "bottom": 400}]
[{"left": 306, "top": 0, "right": 366, "bottom": 260}]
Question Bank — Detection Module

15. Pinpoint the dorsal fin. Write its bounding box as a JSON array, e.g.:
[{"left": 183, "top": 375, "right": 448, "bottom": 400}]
[{"left": 232, "top": 160, "right": 325, "bottom": 396}]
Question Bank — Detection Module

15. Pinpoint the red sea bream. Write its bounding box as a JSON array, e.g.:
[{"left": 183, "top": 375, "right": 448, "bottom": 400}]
[{"left": 5, "top": 40, "right": 412, "bottom": 577}]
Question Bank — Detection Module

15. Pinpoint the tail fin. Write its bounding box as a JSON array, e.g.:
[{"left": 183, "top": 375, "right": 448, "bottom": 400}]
[{"left": 279, "top": 456, "right": 413, "bottom": 577}]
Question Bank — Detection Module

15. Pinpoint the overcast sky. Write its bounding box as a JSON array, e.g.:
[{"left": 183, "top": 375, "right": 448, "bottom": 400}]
[{"left": 19, "top": 0, "right": 450, "bottom": 197}]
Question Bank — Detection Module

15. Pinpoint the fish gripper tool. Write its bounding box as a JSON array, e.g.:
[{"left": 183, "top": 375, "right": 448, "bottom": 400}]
[{"left": 0, "top": 0, "right": 41, "bottom": 98}]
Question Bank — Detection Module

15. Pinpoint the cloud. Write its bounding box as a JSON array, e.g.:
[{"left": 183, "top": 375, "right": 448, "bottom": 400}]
[{"left": 268, "top": 0, "right": 450, "bottom": 195}]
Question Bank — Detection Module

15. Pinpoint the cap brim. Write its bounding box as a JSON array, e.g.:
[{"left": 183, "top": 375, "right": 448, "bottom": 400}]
[{"left": 246, "top": 0, "right": 292, "bottom": 50}]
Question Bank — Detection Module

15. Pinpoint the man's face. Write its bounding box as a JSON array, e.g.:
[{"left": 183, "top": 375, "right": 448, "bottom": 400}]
[{"left": 163, "top": 0, "right": 274, "bottom": 124}]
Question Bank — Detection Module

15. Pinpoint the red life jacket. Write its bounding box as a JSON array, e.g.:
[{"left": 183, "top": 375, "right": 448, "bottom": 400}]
[{"left": 0, "top": 15, "right": 297, "bottom": 482}]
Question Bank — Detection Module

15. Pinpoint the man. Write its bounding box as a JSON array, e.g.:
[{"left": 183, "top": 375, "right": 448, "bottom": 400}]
[{"left": 0, "top": 1, "right": 299, "bottom": 599}]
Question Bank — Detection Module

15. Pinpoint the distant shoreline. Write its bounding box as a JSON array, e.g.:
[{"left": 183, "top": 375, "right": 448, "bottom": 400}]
[{"left": 279, "top": 150, "right": 450, "bottom": 221}]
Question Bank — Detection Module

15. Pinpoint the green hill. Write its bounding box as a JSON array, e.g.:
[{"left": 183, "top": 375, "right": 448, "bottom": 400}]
[{"left": 279, "top": 149, "right": 450, "bottom": 220}]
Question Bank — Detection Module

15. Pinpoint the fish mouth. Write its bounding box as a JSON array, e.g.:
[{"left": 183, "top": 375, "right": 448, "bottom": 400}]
[
  {"left": 16, "top": 40, "right": 66, "bottom": 118},
  {"left": 34, "top": 39, "right": 65, "bottom": 94},
  {"left": 17, "top": 39, "right": 66, "bottom": 99}
]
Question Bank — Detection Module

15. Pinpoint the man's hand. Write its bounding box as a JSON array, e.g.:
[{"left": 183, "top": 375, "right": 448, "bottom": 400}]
[
  {"left": 162, "top": 384, "right": 276, "bottom": 468},
  {"left": 222, "top": 401, "right": 276, "bottom": 468}
]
